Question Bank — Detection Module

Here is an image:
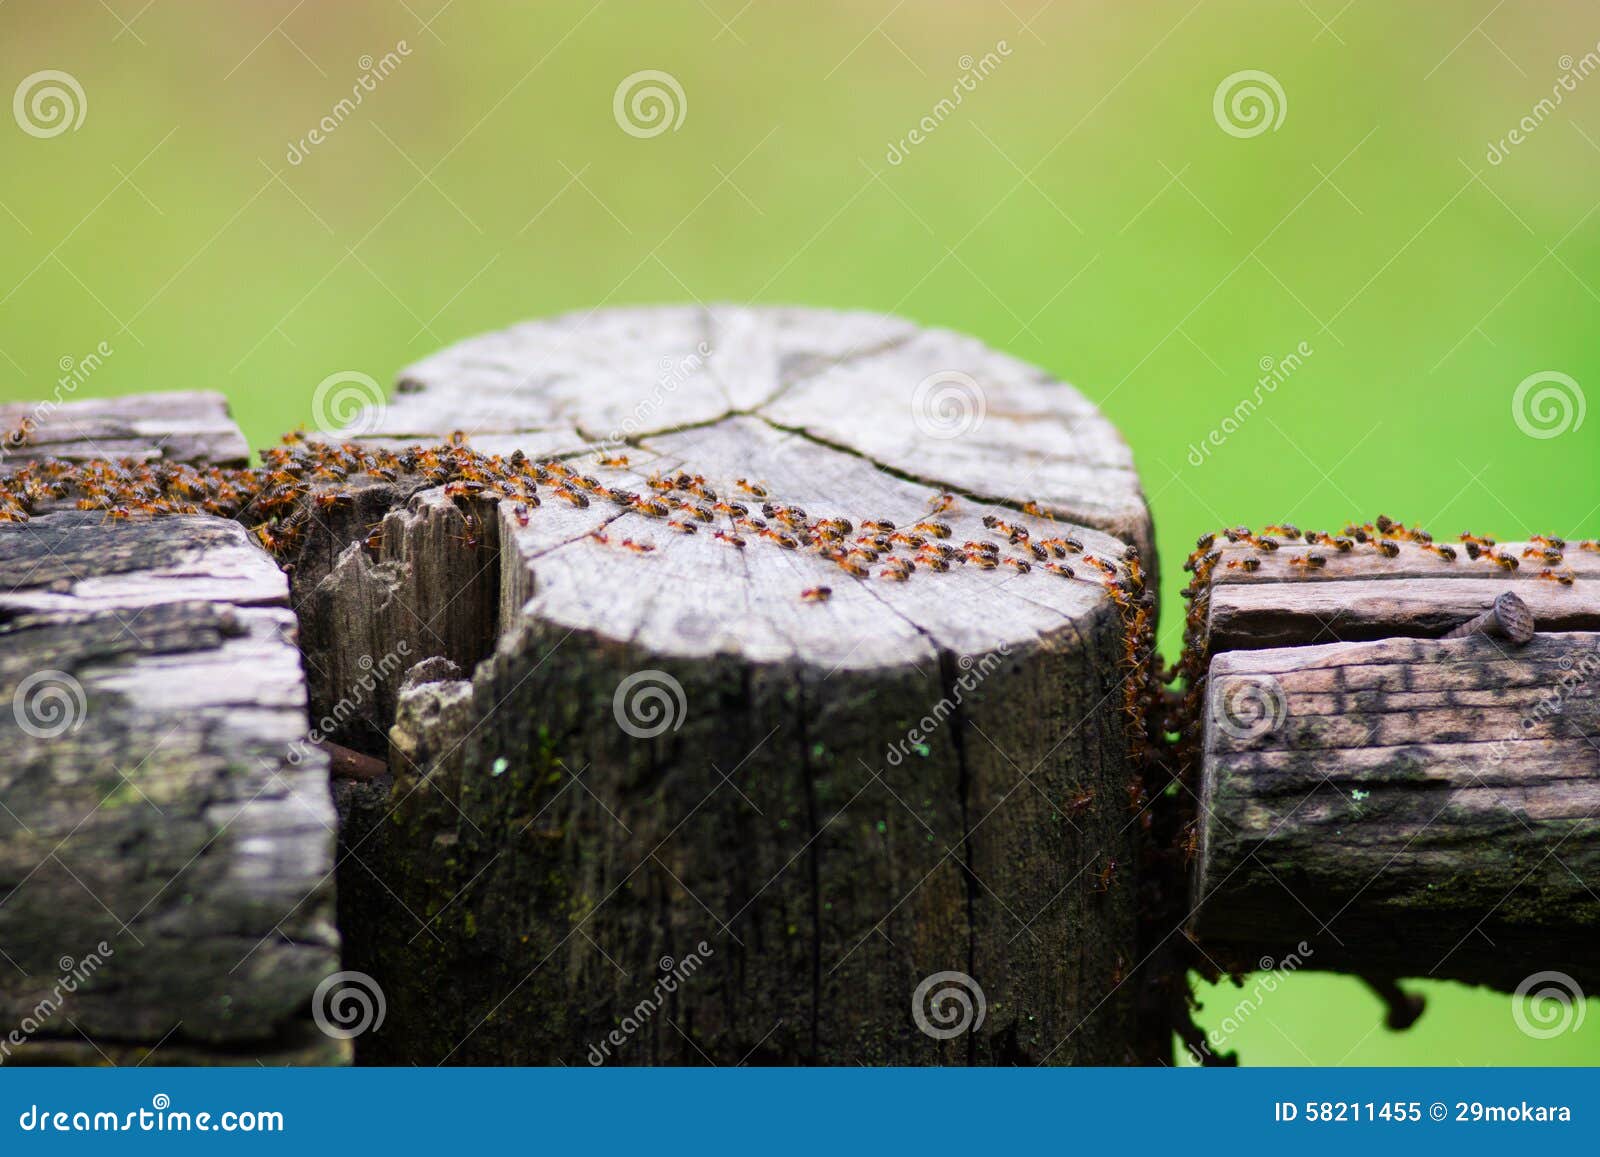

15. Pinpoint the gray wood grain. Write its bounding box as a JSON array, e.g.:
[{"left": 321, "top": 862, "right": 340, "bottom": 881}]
[
  {"left": 1193, "top": 631, "right": 1600, "bottom": 991},
  {"left": 321, "top": 307, "right": 1153, "bottom": 1064},
  {"left": 0, "top": 393, "right": 338, "bottom": 1065},
  {"left": 0, "top": 391, "right": 249, "bottom": 467},
  {"left": 371, "top": 305, "right": 1152, "bottom": 559},
  {"left": 1205, "top": 538, "right": 1599, "bottom": 651},
  {"left": 0, "top": 514, "right": 342, "bottom": 1064}
]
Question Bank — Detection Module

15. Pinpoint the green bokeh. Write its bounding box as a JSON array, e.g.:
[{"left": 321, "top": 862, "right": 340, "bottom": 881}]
[{"left": 2, "top": 1, "right": 1596, "bottom": 1064}]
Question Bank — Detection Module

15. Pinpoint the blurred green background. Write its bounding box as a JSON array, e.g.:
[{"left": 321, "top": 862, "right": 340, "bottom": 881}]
[{"left": 2, "top": 1, "right": 1596, "bottom": 1064}]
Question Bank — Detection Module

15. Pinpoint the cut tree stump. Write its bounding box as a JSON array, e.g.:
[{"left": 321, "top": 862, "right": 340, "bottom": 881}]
[
  {"left": 313, "top": 306, "right": 1157, "bottom": 1064},
  {"left": 1192, "top": 539, "right": 1600, "bottom": 991},
  {"left": 0, "top": 395, "right": 342, "bottom": 1065}
]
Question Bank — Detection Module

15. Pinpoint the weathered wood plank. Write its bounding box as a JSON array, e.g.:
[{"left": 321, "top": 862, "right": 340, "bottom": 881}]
[
  {"left": 0, "top": 392, "right": 249, "bottom": 467},
  {"left": 1, "top": 393, "right": 340, "bottom": 1066},
  {"left": 1193, "top": 631, "right": 1600, "bottom": 991},
  {"left": 1204, "top": 538, "right": 1600, "bottom": 651}
]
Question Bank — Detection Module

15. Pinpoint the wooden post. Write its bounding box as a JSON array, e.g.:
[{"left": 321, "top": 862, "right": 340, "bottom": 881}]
[
  {"left": 15, "top": 327, "right": 1591, "bottom": 1063},
  {"left": 1190, "top": 539, "right": 1600, "bottom": 992},
  {"left": 0, "top": 395, "right": 343, "bottom": 1065},
  {"left": 309, "top": 307, "right": 1158, "bottom": 1064}
]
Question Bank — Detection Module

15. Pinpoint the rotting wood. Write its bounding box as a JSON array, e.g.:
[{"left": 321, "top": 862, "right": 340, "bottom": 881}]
[
  {"left": 0, "top": 514, "right": 342, "bottom": 1064},
  {"left": 1193, "top": 631, "right": 1600, "bottom": 991},
  {"left": 1178, "top": 524, "right": 1600, "bottom": 1000},
  {"left": 0, "top": 391, "right": 249, "bottom": 468},
  {"left": 1204, "top": 537, "right": 1600, "bottom": 651},
  {"left": 309, "top": 306, "right": 1157, "bottom": 1065},
  {"left": 0, "top": 394, "right": 340, "bottom": 1066}
]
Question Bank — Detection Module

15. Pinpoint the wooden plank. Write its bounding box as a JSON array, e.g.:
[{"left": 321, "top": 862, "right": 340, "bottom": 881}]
[
  {"left": 1193, "top": 631, "right": 1600, "bottom": 991},
  {"left": 1204, "top": 537, "right": 1600, "bottom": 651},
  {"left": 0, "top": 394, "right": 340, "bottom": 1065},
  {"left": 0, "top": 513, "right": 342, "bottom": 1064},
  {"left": 1, "top": 392, "right": 250, "bottom": 467}
]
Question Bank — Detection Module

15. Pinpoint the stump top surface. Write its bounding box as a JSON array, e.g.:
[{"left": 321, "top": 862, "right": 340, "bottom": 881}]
[{"left": 363, "top": 307, "right": 1152, "bottom": 666}]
